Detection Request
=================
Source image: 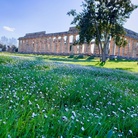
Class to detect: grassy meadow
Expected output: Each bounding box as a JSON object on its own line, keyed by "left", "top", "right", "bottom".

{"left": 0, "top": 53, "right": 138, "bottom": 138}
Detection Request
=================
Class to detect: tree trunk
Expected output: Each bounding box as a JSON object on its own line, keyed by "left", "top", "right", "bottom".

{"left": 101, "top": 46, "right": 107, "bottom": 63}
{"left": 98, "top": 45, "right": 101, "bottom": 56}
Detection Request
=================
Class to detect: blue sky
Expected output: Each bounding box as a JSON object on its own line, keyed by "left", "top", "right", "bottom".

{"left": 0, "top": 0, "right": 138, "bottom": 40}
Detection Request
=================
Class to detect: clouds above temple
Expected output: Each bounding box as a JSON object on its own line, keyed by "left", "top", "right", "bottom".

{"left": 3, "top": 26, "right": 15, "bottom": 32}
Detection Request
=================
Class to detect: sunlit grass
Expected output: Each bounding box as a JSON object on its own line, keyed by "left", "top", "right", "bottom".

{"left": 1, "top": 52, "right": 137, "bottom": 72}
{"left": 0, "top": 52, "right": 138, "bottom": 137}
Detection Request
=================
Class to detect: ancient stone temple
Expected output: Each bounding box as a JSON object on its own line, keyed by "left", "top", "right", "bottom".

{"left": 18, "top": 27, "right": 138, "bottom": 58}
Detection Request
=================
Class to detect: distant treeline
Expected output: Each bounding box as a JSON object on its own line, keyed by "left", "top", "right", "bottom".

{"left": 0, "top": 43, "right": 18, "bottom": 52}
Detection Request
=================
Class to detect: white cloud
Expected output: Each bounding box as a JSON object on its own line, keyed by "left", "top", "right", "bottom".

{"left": 3, "top": 26, "right": 15, "bottom": 32}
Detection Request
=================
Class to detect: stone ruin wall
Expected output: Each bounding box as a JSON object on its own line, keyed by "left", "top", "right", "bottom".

{"left": 18, "top": 27, "right": 138, "bottom": 58}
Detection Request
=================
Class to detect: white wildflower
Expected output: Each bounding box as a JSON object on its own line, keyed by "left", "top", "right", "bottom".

{"left": 71, "top": 116, "right": 75, "bottom": 120}
{"left": 32, "top": 112, "right": 37, "bottom": 118}
{"left": 65, "top": 108, "right": 68, "bottom": 112}
{"left": 129, "top": 130, "right": 133, "bottom": 134}
{"left": 62, "top": 116, "right": 68, "bottom": 122}
{"left": 7, "top": 134, "right": 11, "bottom": 138}
{"left": 44, "top": 114, "right": 48, "bottom": 118}
{"left": 42, "top": 135, "right": 45, "bottom": 138}
{"left": 81, "top": 126, "right": 85, "bottom": 131}
{"left": 114, "top": 127, "right": 117, "bottom": 130}
{"left": 72, "top": 111, "right": 76, "bottom": 117}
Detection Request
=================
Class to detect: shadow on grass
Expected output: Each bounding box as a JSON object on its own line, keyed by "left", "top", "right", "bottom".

{"left": 43, "top": 56, "right": 99, "bottom": 63}
{"left": 115, "top": 67, "right": 134, "bottom": 71}
{"left": 109, "top": 59, "right": 137, "bottom": 63}
{"left": 94, "top": 61, "right": 106, "bottom": 67}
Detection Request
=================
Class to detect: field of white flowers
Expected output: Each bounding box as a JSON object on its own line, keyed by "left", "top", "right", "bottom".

{"left": 0, "top": 54, "right": 138, "bottom": 138}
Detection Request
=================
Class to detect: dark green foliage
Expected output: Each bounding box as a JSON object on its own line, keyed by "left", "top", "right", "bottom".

{"left": 67, "top": 0, "right": 137, "bottom": 62}
{"left": 0, "top": 44, "right": 6, "bottom": 51}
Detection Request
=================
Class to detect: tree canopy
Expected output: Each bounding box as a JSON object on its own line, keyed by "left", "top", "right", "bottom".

{"left": 68, "top": 0, "right": 137, "bottom": 62}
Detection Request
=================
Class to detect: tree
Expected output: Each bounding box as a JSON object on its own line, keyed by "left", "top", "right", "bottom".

{"left": 67, "top": 0, "right": 137, "bottom": 62}
{"left": 0, "top": 44, "right": 6, "bottom": 51}
{"left": 7, "top": 45, "right": 18, "bottom": 52}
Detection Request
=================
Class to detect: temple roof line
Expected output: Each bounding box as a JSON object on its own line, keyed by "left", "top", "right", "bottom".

{"left": 125, "top": 28, "right": 138, "bottom": 40}
{"left": 19, "top": 27, "right": 138, "bottom": 40}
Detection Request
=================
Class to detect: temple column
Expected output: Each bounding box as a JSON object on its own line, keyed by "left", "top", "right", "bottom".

{"left": 66, "top": 35, "right": 70, "bottom": 54}
{"left": 72, "top": 35, "right": 77, "bottom": 54}
{"left": 55, "top": 36, "right": 59, "bottom": 53}
{"left": 77, "top": 45, "right": 79, "bottom": 54}
{"left": 45, "top": 38, "right": 48, "bottom": 53}
{"left": 50, "top": 37, "right": 53, "bottom": 53}
{"left": 85, "top": 43, "right": 89, "bottom": 54}
{"left": 94, "top": 44, "right": 99, "bottom": 55}
{"left": 43, "top": 39, "right": 46, "bottom": 53}
{"left": 88, "top": 44, "right": 91, "bottom": 55}
{"left": 52, "top": 37, "right": 55, "bottom": 53}
{"left": 131, "top": 40, "right": 135, "bottom": 57}
{"left": 127, "top": 39, "right": 130, "bottom": 57}
{"left": 110, "top": 40, "right": 116, "bottom": 55}
{"left": 79, "top": 45, "right": 82, "bottom": 54}
{"left": 130, "top": 39, "right": 133, "bottom": 57}
{"left": 105, "top": 41, "right": 110, "bottom": 56}
{"left": 30, "top": 39, "right": 34, "bottom": 52}
{"left": 34, "top": 39, "right": 37, "bottom": 52}
{"left": 18, "top": 40, "right": 22, "bottom": 52}
{"left": 36, "top": 39, "right": 39, "bottom": 53}
{"left": 25, "top": 40, "right": 28, "bottom": 52}
{"left": 60, "top": 35, "right": 64, "bottom": 53}
{"left": 57, "top": 36, "right": 60, "bottom": 53}
{"left": 91, "top": 43, "right": 95, "bottom": 54}
{"left": 40, "top": 39, "right": 43, "bottom": 53}
{"left": 118, "top": 47, "right": 120, "bottom": 56}
{"left": 48, "top": 37, "right": 51, "bottom": 53}
{"left": 27, "top": 39, "right": 30, "bottom": 52}
{"left": 135, "top": 41, "right": 138, "bottom": 58}
{"left": 41, "top": 39, "right": 44, "bottom": 53}
{"left": 82, "top": 44, "right": 85, "bottom": 54}
{"left": 113, "top": 42, "right": 116, "bottom": 55}
{"left": 37, "top": 39, "right": 40, "bottom": 53}
{"left": 122, "top": 46, "right": 125, "bottom": 57}
{"left": 32, "top": 40, "right": 35, "bottom": 52}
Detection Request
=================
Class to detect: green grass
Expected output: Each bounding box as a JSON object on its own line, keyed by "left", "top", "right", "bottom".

{"left": 1, "top": 52, "right": 138, "bottom": 72}
{"left": 0, "top": 52, "right": 138, "bottom": 137}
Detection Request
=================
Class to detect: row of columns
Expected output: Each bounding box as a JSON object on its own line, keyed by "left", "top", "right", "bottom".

{"left": 18, "top": 34, "right": 96, "bottom": 55}
{"left": 18, "top": 35, "right": 138, "bottom": 58}
{"left": 110, "top": 38, "right": 138, "bottom": 58}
